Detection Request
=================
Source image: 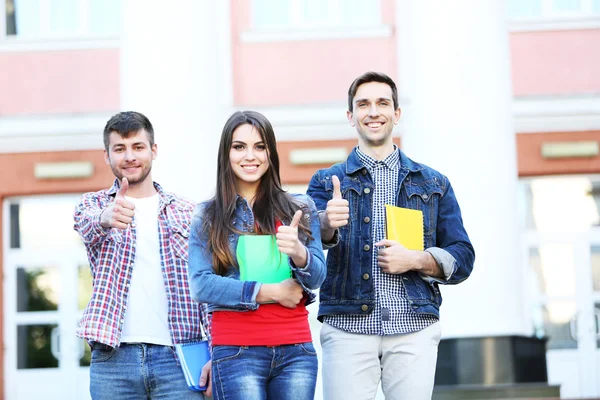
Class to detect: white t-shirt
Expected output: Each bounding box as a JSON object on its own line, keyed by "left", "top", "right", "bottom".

{"left": 120, "top": 194, "right": 172, "bottom": 346}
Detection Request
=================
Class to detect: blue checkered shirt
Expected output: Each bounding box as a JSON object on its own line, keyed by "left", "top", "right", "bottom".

{"left": 324, "top": 146, "right": 438, "bottom": 335}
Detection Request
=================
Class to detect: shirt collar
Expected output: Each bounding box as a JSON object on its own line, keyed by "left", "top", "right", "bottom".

{"left": 356, "top": 144, "right": 400, "bottom": 170}
{"left": 107, "top": 178, "right": 176, "bottom": 205}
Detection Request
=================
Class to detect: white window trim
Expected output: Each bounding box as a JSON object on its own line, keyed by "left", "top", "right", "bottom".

{"left": 509, "top": 0, "right": 600, "bottom": 31}
{"left": 0, "top": 0, "right": 120, "bottom": 49}
{"left": 241, "top": 25, "right": 392, "bottom": 43}
{"left": 246, "top": 0, "right": 389, "bottom": 42}
{"left": 0, "top": 36, "right": 119, "bottom": 52}
{"left": 509, "top": 16, "right": 600, "bottom": 32}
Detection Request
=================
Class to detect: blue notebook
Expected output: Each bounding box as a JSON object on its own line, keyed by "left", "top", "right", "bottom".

{"left": 174, "top": 340, "right": 211, "bottom": 391}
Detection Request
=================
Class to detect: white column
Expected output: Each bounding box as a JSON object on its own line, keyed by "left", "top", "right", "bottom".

{"left": 120, "top": 0, "right": 233, "bottom": 202}
{"left": 396, "top": 0, "right": 526, "bottom": 337}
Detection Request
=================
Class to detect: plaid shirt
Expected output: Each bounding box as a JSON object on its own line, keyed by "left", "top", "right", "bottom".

{"left": 74, "top": 179, "right": 211, "bottom": 348}
{"left": 325, "top": 146, "right": 437, "bottom": 335}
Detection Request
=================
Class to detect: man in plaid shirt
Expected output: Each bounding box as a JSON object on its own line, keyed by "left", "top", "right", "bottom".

{"left": 74, "top": 111, "right": 212, "bottom": 399}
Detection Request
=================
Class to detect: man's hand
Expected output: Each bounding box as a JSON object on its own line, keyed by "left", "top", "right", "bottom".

{"left": 200, "top": 359, "right": 212, "bottom": 397}
{"left": 376, "top": 239, "right": 444, "bottom": 278}
{"left": 100, "top": 177, "right": 135, "bottom": 230}
{"left": 321, "top": 175, "right": 349, "bottom": 241}
{"left": 276, "top": 210, "right": 307, "bottom": 267}
{"left": 375, "top": 239, "right": 418, "bottom": 274}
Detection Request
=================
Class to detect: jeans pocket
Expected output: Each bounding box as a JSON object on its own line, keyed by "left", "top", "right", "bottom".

{"left": 91, "top": 346, "right": 117, "bottom": 363}
{"left": 212, "top": 345, "right": 245, "bottom": 363}
{"left": 297, "top": 342, "right": 317, "bottom": 356}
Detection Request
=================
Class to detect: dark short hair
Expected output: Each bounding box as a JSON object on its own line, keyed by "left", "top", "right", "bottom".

{"left": 347, "top": 71, "right": 399, "bottom": 112}
{"left": 103, "top": 111, "right": 155, "bottom": 151}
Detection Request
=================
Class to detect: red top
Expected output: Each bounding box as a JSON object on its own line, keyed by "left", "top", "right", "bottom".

{"left": 212, "top": 218, "right": 312, "bottom": 346}
{"left": 212, "top": 303, "right": 311, "bottom": 346}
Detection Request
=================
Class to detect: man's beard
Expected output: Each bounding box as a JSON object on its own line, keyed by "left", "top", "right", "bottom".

{"left": 111, "top": 164, "right": 152, "bottom": 185}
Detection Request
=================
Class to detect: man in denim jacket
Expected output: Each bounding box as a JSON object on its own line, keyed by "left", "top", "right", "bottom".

{"left": 307, "top": 72, "right": 475, "bottom": 400}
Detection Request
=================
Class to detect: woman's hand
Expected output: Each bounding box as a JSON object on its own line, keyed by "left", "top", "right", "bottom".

{"left": 257, "top": 278, "right": 303, "bottom": 308}
{"left": 276, "top": 210, "right": 308, "bottom": 267}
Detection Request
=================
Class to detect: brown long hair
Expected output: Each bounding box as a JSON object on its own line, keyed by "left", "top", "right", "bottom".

{"left": 203, "top": 111, "right": 312, "bottom": 275}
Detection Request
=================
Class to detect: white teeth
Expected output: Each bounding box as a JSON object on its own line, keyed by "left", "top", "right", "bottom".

{"left": 242, "top": 166, "right": 258, "bottom": 171}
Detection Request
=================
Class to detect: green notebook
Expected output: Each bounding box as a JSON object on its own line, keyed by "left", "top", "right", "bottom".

{"left": 237, "top": 235, "right": 292, "bottom": 283}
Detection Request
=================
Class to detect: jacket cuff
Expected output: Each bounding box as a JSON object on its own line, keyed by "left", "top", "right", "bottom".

{"left": 244, "top": 281, "right": 260, "bottom": 310}
{"left": 318, "top": 211, "right": 341, "bottom": 250}
{"left": 289, "top": 247, "right": 313, "bottom": 292}
{"left": 422, "top": 247, "right": 456, "bottom": 283}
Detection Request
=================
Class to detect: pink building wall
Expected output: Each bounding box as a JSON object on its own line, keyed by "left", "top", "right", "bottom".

{"left": 0, "top": 48, "right": 119, "bottom": 116}
{"left": 1, "top": 5, "right": 599, "bottom": 117}
{"left": 510, "top": 29, "right": 600, "bottom": 96}
{"left": 230, "top": 0, "right": 398, "bottom": 107}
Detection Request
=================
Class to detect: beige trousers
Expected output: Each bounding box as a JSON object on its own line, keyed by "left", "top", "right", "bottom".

{"left": 320, "top": 321, "right": 441, "bottom": 400}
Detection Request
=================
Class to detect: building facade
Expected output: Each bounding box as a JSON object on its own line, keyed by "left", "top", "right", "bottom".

{"left": 1, "top": 0, "right": 599, "bottom": 398}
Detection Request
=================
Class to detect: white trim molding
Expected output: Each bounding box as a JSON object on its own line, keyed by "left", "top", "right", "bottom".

{"left": 0, "top": 112, "right": 114, "bottom": 153}
{"left": 241, "top": 25, "right": 392, "bottom": 43}
{"left": 513, "top": 95, "right": 600, "bottom": 133}
{"left": 3, "top": 95, "right": 599, "bottom": 154}
{"left": 509, "top": 17, "right": 600, "bottom": 32}
{"left": 0, "top": 38, "right": 119, "bottom": 52}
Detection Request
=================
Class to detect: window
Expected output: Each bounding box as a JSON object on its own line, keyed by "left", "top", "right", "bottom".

{"left": 508, "top": 0, "right": 600, "bottom": 23}
{"left": 251, "top": 0, "right": 381, "bottom": 31}
{"left": 4, "top": 0, "right": 121, "bottom": 39}
{"left": 519, "top": 175, "right": 600, "bottom": 232}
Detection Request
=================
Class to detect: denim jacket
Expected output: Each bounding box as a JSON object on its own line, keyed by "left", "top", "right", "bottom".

{"left": 307, "top": 148, "right": 475, "bottom": 320}
{"left": 188, "top": 193, "right": 326, "bottom": 313}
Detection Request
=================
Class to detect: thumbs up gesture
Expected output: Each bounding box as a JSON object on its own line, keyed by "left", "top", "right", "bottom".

{"left": 100, "top": 177, "right": 136, "bottom": 230}
{"left": 323, "top": 175, "right": 350, "bottom": 231}
{"left": 276, "top": 210, "right": 308, "bottom": 268}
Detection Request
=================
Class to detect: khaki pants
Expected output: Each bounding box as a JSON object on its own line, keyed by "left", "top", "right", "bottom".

{"left": 320, "top": 321, "right": 441, "bottom": 400}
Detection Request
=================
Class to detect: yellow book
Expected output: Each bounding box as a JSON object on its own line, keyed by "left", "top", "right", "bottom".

{"left": 384, "top": 204, "right": 424, "bottom": 251}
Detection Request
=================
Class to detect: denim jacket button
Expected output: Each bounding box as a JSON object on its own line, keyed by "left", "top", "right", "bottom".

{"left": 362, "top": 273, "right": 370, "bottom": 280}
{"left": 363, "top": 244, "right": 370, "bottom": 251}
{"left": 364, "top": 188, "right": 371, "bottom": 194}
{"left": 362, "top": 169, "right": 367, "bottom": 175}
{"left": 361, "top": 305, "right": 368, "bottom": 312}
{"left": 363, "top": 216, "right": 370, "bottom": 223}
{"left": 422, "top": 194, "right": 429, "bottom": 200}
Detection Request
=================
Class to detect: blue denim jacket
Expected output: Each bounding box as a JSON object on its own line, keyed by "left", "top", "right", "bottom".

{"left": 307, "top": 148, "right": 475, "bottom": 320}
{"left": 188, "top": 193, "right": 326, "bottom": 313}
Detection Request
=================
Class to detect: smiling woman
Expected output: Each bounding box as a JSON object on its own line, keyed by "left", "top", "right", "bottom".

{"left": 188, "top": 110, "right": 326, "bottom": 400}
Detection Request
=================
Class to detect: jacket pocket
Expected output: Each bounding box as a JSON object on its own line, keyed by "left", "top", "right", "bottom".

{"left": 404, "top": 180, "right": 444, "bottom": 237}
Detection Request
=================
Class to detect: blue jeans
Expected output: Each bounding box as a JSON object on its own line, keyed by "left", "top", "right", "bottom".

{"left": 211, "top": 343, "right": 318, "bottom": 400}
{"left": 90, "top": 342, "right": 207, "bottom": 400}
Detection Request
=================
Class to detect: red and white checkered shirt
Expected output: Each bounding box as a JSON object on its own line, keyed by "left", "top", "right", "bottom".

{"left": 74, "top": 179, "right": 211, "bottom": 348}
